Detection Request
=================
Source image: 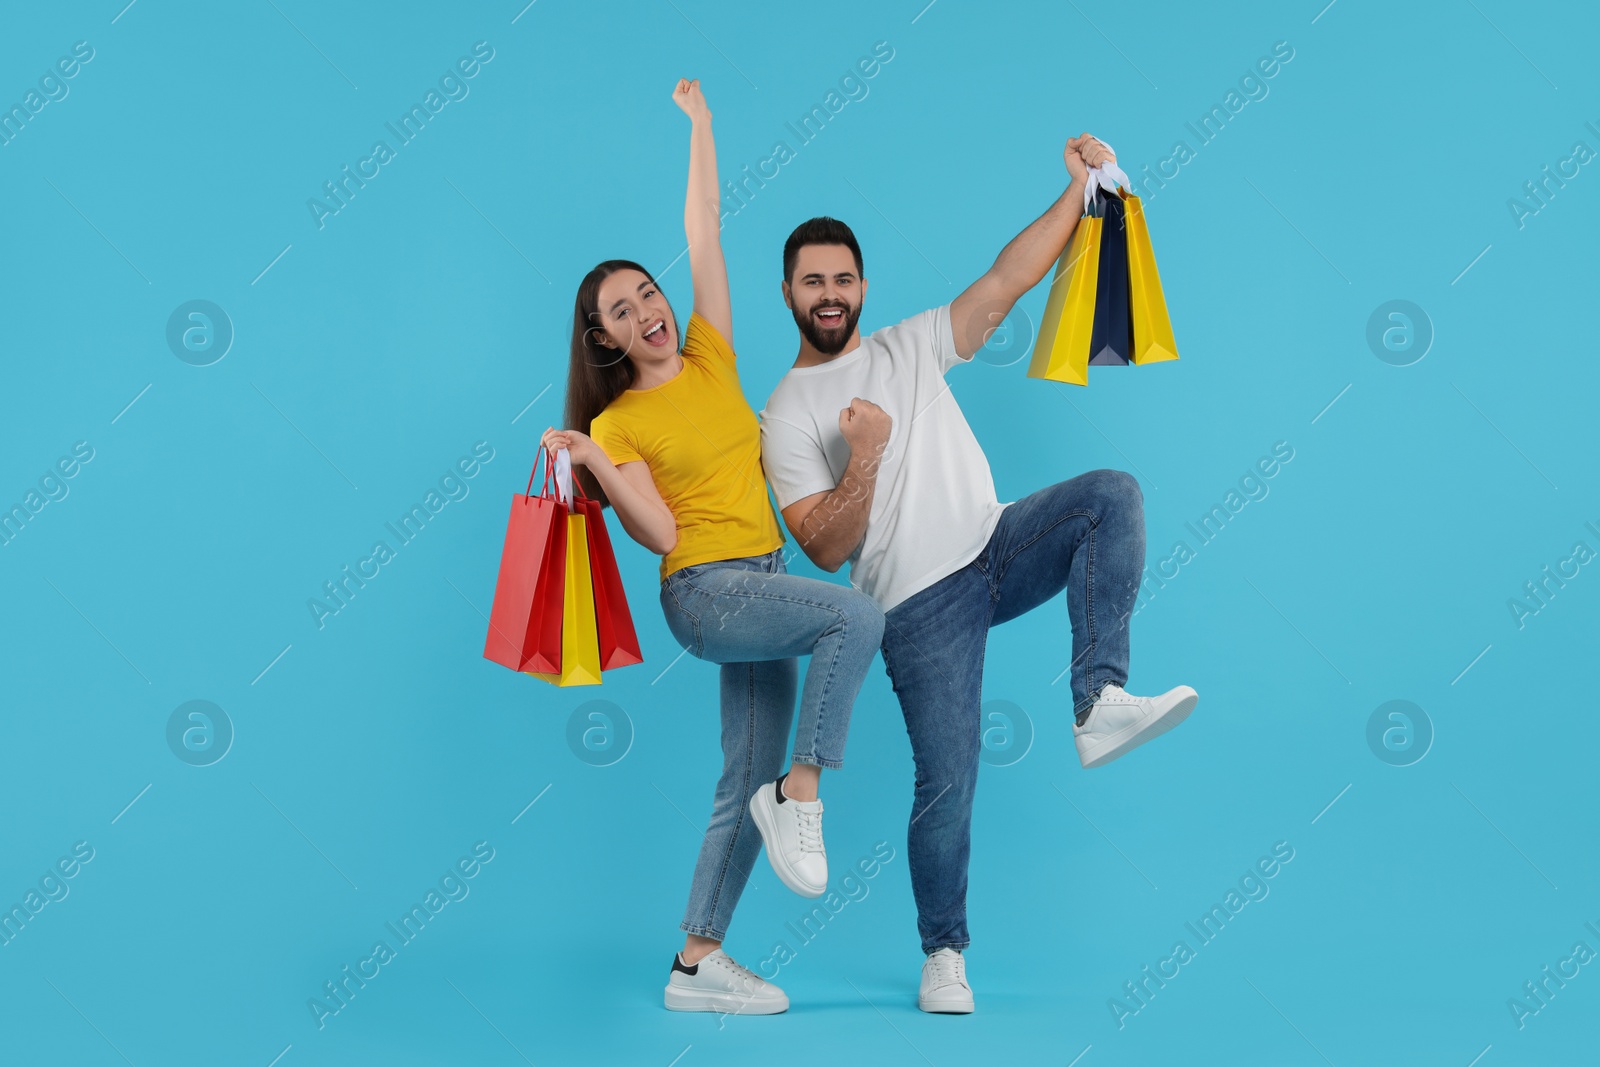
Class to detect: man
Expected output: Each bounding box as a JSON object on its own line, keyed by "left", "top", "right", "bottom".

{"left": 758, "top": 133, "right": 1197, "bottom": 1014}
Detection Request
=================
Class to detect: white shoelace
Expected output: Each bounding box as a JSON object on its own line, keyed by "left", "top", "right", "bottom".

{"left": 796, "top": 806, "right": 824, "bottom": 854}
{"left": 928, "top": 951, "right": 967, "bottom": 990}
{"left": 709, "top": 952, "right": 760, "bottom": 989}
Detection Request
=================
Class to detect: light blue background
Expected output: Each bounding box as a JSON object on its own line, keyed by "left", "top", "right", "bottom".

{"left": 2, "top": 1, "right": 1597, "bottom": 1064}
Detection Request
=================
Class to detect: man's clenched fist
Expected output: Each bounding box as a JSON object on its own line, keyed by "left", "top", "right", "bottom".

{"left": 839, "top": 397, "right": 891, "bottom": 457}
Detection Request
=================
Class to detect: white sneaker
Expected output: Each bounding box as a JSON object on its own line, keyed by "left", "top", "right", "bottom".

{"left": 663, "top": 949, "right": 789, "bottom": 1015}
{"left": 749, "top": 777, "right": 827, "bottom": 897}
{"left": 918, "top": 947, "right": 974, "bottom": 1013}
{"left": 1074, "top": 682, "right": 1197, "bottom": 769}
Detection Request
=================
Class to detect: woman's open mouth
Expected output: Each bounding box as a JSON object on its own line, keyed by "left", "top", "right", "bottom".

{"left": 643, "top": 320, "right": 670, "bottom": 347}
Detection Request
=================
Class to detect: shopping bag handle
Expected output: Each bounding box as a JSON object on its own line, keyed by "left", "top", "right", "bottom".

{"left": 568, "top": 457, "right": 593, "bottom": 503}
{"left": 523, "top": 445, "right": 559, "bottom": 502}
{"left": 553, "top": 447, "right": 575, "bottom": 506}
{"left": 1082, "top": 139, "right": 1130, "bottom": 215}
{"left": 522, "top": 444, "right": 595, "bottom": 507}
{"left": 559, "top": 453, "right": 597, "bottom": 504}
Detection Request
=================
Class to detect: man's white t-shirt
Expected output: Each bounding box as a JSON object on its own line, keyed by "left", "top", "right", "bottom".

{"left": 760, "top": 304, "right": 1008, "bottom": 613}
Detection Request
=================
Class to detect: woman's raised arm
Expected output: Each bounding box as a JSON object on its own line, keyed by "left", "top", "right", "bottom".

{"left": 671, "top": 78, "right": 732, "bottom": 346}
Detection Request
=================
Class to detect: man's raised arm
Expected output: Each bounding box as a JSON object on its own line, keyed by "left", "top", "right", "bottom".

{"left": 948, "top": 133, "right": 1117, "bottom": 359}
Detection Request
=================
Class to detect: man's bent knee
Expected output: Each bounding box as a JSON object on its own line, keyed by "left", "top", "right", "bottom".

{"left": 1086, "top": 467, "right": 1140, "bottom": 504}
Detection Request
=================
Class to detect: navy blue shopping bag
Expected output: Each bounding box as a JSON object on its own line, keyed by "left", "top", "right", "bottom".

{"left": 1088, "top": 191, "right": 1132, "bottom": 366}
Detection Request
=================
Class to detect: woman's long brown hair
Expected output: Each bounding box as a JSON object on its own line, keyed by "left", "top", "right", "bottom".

{"left": 563, "top": 259, "right": 674, "bottom": 506}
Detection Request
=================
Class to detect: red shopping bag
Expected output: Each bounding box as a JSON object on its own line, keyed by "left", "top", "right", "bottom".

{"left": 483, "top": 448, "right": 567, "bottom": 674}
{"left": 571, "top": 484, "right": 643, "bottom": 671}
{"left": 526, "top": 509, "right": 603, "bottom": 687}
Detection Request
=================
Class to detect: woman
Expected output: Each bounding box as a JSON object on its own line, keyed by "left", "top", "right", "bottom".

{"left": 541, "top": 79, "right": 884, "bottom": 1016}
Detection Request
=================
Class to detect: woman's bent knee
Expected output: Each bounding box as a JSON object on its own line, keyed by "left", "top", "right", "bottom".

{"left": 845, "top": 590, "right": 886, "bottom": 645}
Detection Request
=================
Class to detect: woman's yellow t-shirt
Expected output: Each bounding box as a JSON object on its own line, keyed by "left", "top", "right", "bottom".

{"left": 590, "top": 313, "right": 786, "bottom": 582}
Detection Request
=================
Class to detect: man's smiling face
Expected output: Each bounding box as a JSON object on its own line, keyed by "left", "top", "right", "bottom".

{"left": 784, "top": 243, "right": 866, "bottom": 356}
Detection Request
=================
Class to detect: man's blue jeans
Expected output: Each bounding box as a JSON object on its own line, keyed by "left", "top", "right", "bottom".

{"left": 879, "top": 469, "right": 1144, "bottom": 953}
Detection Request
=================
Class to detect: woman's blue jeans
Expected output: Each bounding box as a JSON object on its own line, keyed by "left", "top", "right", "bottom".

{"left": 661, "top": 548, "right": 885, "bottom": 941}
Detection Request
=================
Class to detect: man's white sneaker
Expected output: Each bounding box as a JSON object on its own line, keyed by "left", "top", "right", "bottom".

{"left": 918, "top": 947, "right": 974, "bottom": 1013}
{"left": 1074, "top": 682, "right": 1197, "bottom": 769}
{"left": 749, "top": 776, "right": 827, "bottom": 897}
{"left": 663, "top": 949, "right": 789, "bottom": 1015}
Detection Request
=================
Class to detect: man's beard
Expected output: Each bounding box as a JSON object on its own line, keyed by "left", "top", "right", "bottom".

{"left": 792, "top": 299, "right": 862, "bottom": 356}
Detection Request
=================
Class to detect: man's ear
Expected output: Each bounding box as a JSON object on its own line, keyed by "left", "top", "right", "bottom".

{"left": 860, "top": 277, "right": 868, "bottom": 302}
{"left": 781, "top": 279, "right": 792, "bottom": 310}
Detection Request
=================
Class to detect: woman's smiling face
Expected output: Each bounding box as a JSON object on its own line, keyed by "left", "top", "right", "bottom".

{"left": 593, "top": 269, "right": 677, "bottom": 363}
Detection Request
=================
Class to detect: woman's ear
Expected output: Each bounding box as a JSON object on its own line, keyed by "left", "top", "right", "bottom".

{"left": 588, "top": 320, "right": 616, "bottom": 350}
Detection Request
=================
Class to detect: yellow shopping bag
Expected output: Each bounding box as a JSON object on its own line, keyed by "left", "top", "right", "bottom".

{"left": 1122, "top": 192, "right": 1179, "bottom": 365}
{"left": 1026, "top": 215, "right": 1101, "bottom": 386}
{"left": 527, "top": 511, "right": 603, "bottom": 687}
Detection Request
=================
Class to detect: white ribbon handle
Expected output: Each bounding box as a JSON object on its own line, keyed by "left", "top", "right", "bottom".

{"left": 553, "top": 447, "right": 574, "bottom": 507}
{"left": 1082, "top": 139, "right": 1129, "bottom": 214}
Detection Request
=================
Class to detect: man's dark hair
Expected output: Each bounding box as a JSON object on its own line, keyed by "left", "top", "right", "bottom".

{"left": 782, "top": 217, "right": 864, "bottom": 283}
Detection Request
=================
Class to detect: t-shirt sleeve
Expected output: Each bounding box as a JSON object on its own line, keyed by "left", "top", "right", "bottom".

{"left": 589, "top": 411, "right": 643, "bottom": 466}
{"left": 876, "top": 305, "right": 965, "bottom": 375}
{"left": 759, "top": 413, "right": 837, "bottom": 511}
{"left": 930, "top": 303, "right": 967, "bottom": 374}
{"left": 682, "top": 311, "right": 737, "bottom": 367}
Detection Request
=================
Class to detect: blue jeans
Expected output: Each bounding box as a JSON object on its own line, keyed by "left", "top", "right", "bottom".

{"left": 879, "top": 470, "right": 1144, "bottom": 953}
{"left": 661, "top": 548, "right": 885, "bottom": 941}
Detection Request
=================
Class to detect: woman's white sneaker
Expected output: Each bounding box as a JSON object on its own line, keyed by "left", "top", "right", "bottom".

{"left": 749, "top": 776, "right": 827, "bottom": 897}
{"left": 663, "top": 949, "right": 788, "bottom": 1015}
{"left": 1074, "top": 683, "right": 1197, "bottom": 769}
{"left": 918, "top": 947, "right": 974, "bottom": 1013}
